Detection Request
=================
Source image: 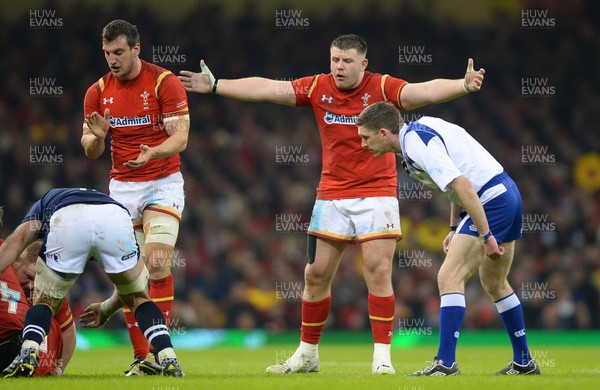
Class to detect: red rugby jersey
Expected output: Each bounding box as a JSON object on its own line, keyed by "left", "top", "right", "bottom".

{"left": 84, "top": 60, "right": 189, "bottom": 182}
{"left": 292, "top": 72, "right": 406, "bottom": 200}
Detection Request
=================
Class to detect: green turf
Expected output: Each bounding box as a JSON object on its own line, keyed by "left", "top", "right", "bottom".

{"left": 3, "top": 344, "right": 598, "bottom": 389}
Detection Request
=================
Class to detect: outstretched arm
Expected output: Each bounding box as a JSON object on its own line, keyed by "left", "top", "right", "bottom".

{"left": 78, "top": 288, "right": 122, "bottom": 328}
{"left": 179, "top": 60, "right": 297, "bottom": 106}
{"left": 400, "top": 58, "right": 485, "bottom": 110}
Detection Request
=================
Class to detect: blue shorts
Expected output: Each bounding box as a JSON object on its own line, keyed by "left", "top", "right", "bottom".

{"left": 456, "top": 172, "right": 523, "bottom": 244}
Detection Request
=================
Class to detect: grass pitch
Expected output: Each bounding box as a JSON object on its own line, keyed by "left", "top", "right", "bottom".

{"left": 3, "top": 344, "right": 598, "bottom": 390}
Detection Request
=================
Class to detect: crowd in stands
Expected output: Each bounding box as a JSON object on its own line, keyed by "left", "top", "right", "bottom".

{"left": 0, "top": 0, "right": 598, "bottom": 333}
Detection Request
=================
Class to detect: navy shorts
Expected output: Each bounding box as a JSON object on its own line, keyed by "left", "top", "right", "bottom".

{"left": 456, "top": 172, "right": 523, "bottom": 244}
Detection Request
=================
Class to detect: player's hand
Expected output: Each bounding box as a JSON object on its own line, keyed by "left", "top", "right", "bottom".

{"left": 443, "top": 231, "right": 455, "bottom": 254}
{"left": 463, "top": 58, "right": 485, "bottom": 93}
{"left": 79, "top": 302, "right": 109, "bottom": 328}
{"left": 179, "top": 60, "right": 215, "bottom": 94}
{"left": 85, "top": 108, "right": 111, "bottom": 139}
{"left": 124, "top": 144, "right": 153, "bottom": 169}
{"left": 484, "top": 234, "right": 504, "bottom": 260}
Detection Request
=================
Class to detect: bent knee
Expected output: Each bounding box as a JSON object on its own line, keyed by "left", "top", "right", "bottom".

{"left": 480, "top": 276, "right": 509, "bottom": 296}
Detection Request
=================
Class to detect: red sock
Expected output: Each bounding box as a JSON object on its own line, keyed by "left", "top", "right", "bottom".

{"left": 368, "top": 293, "right": 395, "bottom": 344}
{"left": 124, "top": 308, "right": 149, "bottom": 359}
{"left": 150, "top": 274, "right": 174, "bottom": 326}
{"left": 300, "top": 296, "right": 331, "bottom": 345}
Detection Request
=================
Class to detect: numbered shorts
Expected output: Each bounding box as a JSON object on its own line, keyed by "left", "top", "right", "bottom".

{"left": 43, "top": 203, "right": 139, "bottom": 274}
{"left": 109, "top": 172, "right": 185, "bottom": 229}
{"left": 307, "top": 197, "right": 402, "bottom": 243}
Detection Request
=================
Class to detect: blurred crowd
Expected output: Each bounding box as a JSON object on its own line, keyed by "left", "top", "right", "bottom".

{"left": 0, "top": 0, "right": 598, "bottom": 334}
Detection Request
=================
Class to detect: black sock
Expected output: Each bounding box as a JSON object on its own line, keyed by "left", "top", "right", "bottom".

{"left": 22, "top": 304, "right": 53, "bottom": 346}
{"left": 135, "top": 301, "right": 173, "bottom": 356}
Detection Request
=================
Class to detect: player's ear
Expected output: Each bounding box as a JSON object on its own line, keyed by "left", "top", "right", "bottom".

{"left": 132, "top": 43, "right": 141, "bottom": 57}
{"left": 361, "top": 58, "right": 368, "bottom": 71}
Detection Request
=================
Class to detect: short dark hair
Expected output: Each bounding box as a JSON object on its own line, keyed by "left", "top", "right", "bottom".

{"left": 331, "top": 34, "right": 367, "bottom": 55}
{"left": 102, "top": 19, "right": 140, "bottom": 48}
{"left": 356, "top": 102, "right": 404, "bottom": 134}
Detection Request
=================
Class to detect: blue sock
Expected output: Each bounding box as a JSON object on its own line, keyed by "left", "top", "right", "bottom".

{"left": 22, "top": 304, "right": 53, "bottom": 346}
{"left": 135, "top": 301, "right": 173, "bottom": 355}
{"left": 436, "top": 293, "right": 466, "bottom": 366}
{"left": 496, "top": 293, "right": 531, "bottom": 365}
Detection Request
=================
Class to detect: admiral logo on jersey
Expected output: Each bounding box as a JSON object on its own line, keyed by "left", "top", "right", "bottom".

{"left": 324, "top": 112, "right": 358, "bottom": 125}
{"left": 110, "top": 114, "right": 152, "bottom": 127}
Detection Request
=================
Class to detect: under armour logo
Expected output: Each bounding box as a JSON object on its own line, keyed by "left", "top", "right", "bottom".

{"left": 172, "top": 203, "right": 179, "bottom": 210}
{"left": 386, "top": 224, "right": 395, "bottom": 229}
{"left": 321, "top": 95, "right": 333, "bottom": 103}
{"left": 103, "top": 97, "right": 113, "bottom": 104}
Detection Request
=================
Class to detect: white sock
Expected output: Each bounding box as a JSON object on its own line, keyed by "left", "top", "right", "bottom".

{"left": 373, "top": 343, "right": 391, "bottom": 362}
{"left": 158, "top": 347, "right": 177, "bottom": 363}
{"left": 22, "top": 340, "right": 40, "bottom": 352}
{"left": 298, "top": 341, "right": 318, "bottom": 354}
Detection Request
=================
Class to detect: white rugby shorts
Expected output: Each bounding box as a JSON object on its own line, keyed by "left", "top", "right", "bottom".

{"left": 307, "top": 197, "right": 402, "bottom": 243}
{"left": 43, "top": 203, "right": 139, "bottom": 274}
{"left": 109, "top": 172, "right": 185, "bottom": 229}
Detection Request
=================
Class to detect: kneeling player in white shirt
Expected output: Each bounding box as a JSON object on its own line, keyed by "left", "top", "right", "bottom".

{"left": 356, "top": 102, "right": 540, "bottom": 376}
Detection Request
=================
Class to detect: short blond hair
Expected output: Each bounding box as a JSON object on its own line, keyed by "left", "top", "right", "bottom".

{"left": 20, "top": 240, "right": 43, "bottom": 264}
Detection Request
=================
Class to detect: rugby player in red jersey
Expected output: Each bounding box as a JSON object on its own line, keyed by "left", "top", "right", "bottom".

{"left": 81, "top": 20, "right": 190, "bottom": 375}
{"left": 180, "top": 34, "right": 484, "bottom": 375}
{"left": 0, "top": 237, "right": 75, "bottom": 377}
